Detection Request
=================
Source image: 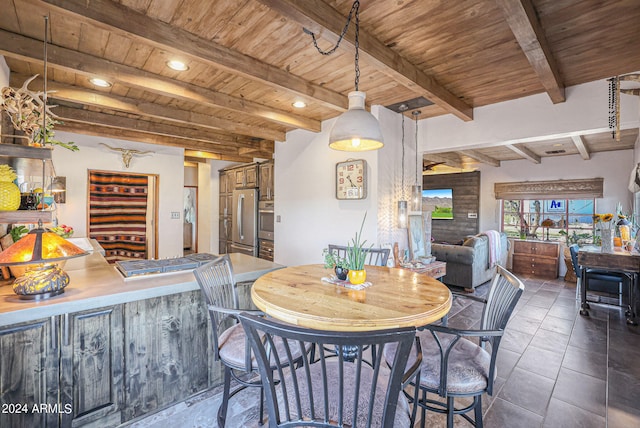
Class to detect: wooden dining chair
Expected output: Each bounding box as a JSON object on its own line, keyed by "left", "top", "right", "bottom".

{"left": 387, "top": 265, "right": 524, "bottom": 428}
{"left": 239, "top": 312, "right": 422, "bottom": 428}
{"left": 327, "top": 244, "right": 390, "bottom": 267}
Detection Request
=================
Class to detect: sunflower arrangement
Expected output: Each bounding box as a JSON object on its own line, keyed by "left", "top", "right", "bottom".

{"left": 593, "top": 213, "right": 615, "bottom": 230}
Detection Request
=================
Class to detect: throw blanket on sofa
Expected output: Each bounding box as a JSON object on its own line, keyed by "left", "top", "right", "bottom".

{"left": 481, "top": 230, "right": 502, "bottom": 268}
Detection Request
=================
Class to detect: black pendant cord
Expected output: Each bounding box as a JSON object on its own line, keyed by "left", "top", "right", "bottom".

{"left": 414, "top": 112, "right": 419, "bottom": 185}
{"left": 401, "top": 114, "right": 405, "bottom": 199}
{"left": 306, "top": 0, "right": 360, "bottom": 91}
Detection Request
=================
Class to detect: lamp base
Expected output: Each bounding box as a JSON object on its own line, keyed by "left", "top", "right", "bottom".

{"left": 12, "top": 264, "right": 70, "bottom": 300}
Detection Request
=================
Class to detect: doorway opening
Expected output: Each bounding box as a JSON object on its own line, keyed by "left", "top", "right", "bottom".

{"left": 87, "top": 170, "right": 158, "bottom": 263}
{"left": 183, "top": 186, "right": 197, "bottom": 255}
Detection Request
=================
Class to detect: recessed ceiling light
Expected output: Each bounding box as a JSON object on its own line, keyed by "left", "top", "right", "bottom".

{"left": 292, "top": 101, "right": 307, "bottom": 108}
{"left": 166, "top": 60, "right": 189, "bottom": 71}
{"left": 89, "top": 77, "right": 112, "bottom": 87}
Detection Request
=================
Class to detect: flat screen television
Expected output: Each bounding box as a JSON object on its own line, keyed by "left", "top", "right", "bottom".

{"left": 422, "top": 188, "right": 453, "bottom": 219}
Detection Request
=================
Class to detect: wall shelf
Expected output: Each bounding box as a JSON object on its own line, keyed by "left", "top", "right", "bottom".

{"left": 0, "top": 144, "right": 55, "bottom": 224}
{"left": 0, "top": 210, "right": 53, "bottom": 224}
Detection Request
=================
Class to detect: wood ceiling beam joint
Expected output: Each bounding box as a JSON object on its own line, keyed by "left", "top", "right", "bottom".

{"left": 506, "top": 143, "right": 541, "bottom": 164}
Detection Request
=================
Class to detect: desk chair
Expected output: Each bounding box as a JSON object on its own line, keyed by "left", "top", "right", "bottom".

{"left": 388, "top": 265, "right": 524, "bottom": 428}
{"left": 327, "top": 244, "right": 390, "bottom": 267}
{"left": 569, "top": 244, "right": 627, "bottom": 308}
{"left": 239, "top": 312, "right": 421, "bottom": 428}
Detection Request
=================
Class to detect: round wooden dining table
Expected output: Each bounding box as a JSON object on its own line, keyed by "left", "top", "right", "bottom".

{"left": 251, "top": 264, "right": 452, "bottom": 331}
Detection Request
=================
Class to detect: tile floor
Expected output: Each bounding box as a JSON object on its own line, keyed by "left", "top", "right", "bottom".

{"left": 124, "top": 275, "right": 640, "bottom": 428}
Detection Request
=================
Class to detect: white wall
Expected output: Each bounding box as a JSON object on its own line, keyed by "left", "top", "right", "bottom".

{"left": 274, "top": 106, "right": 414, "bottom": 267}
{"left": 0, "top": 56, "right": 8, "bottom": 87}
{"left": 476, "top": 150, "right": 635, "bottom": 232}
{"left": 52, "top": 131, "right": 185, "bottom": 259}
{"left": 422, "top": 76, "right": 640, "bottom": 153}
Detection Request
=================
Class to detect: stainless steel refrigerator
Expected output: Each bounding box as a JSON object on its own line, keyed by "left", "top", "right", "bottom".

{"left": 231, "top": 188, "right": 258, "bottom": 256}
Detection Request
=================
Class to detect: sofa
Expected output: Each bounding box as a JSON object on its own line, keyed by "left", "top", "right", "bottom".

{"left": 431, "top": 232, "right": 508, "bottom": 290}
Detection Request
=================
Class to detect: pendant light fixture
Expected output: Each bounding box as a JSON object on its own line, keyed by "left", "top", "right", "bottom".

{"left": 397, "top": 112, "right": 408, "bottom": 228}
{"left": 410, "top": 110, "right": 422, "bottom": 212}
{"left": 306, "top": 0, "right": 383, "bottom": 151}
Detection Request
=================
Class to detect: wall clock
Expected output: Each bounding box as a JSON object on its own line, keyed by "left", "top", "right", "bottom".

{"left": 336, "top": 159, "right": 367, "bottom": 200}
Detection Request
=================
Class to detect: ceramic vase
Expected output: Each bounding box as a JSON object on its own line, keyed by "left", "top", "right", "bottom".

{"left": 348, "top": 269, "right": 366, "bottom": 285}
{"left": 334, "top": 266, "right": 349, "bottom": 281}
{"left": 601, "top": 229, "right": 614, "bottom": 253}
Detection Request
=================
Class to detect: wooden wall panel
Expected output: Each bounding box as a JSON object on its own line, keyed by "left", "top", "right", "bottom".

{"left": 423, "top": 171, "right": 480, "bottom": 243}
{"left": 123, "top": 291, "right": 210, "bottom": 420}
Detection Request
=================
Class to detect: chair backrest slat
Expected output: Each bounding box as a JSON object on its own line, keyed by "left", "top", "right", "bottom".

{"left": 239, "top": 313, "right": 416, "bottom": 427}
{"left": 481, "top": 265, "right": 525, "bottom": 344}
{"left": 327, "top": 244, "right": 391, "bottom": 267}
{"left": 193, "top": 254, "right": 240, "bottom": 358}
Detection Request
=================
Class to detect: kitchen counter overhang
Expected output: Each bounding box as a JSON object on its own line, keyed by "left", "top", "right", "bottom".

{"left": 0, "top": 245, "right": 284, "bottom": 327}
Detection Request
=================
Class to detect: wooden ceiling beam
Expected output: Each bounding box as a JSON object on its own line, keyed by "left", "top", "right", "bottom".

{"left": 39, "top": 0, "right": 347, "bottom": 112}
{"left": 11, "top": 74, "right": 286, "bottom": 141}
{"left": 256, "top": 0, "right": 473, "bottom": 122}
{"left": 52, "top": 106, "right": 271, "bottom": 150}
{"left": 506, "top": 143, "right": 541, "bottom": 163}
{"left": 0, "top": 29, "right": 321, "bottom": 132}
{"left": 423, "top": 153, "right": 464, "bottom": 170}
{"left": 571, "top": 135, "right": 591, "bottom": 160}
{"left": 56, "top": 121, "right": 265, "bottom": 161}
{"left": 495, "top": 0, "right": 565, "bottom": 103}
{"left": 459, "top": 150, "right": 501, "bottom": 167}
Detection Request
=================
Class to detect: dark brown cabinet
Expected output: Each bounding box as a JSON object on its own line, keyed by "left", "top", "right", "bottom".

{"left": 233, "top": 165, "right": 257, "bottom": 189}
{"left": 512, "top": 240, "right": 560, "bottom": 279}
{"left": 258, "top": 161, "right": 274, "bottom": 201}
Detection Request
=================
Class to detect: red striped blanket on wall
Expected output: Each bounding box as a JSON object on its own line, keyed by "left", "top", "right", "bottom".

{"left": 89, "top": 171, "right": 148, "bottom": 263}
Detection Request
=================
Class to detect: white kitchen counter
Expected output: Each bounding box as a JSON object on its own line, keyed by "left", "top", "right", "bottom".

{"left": 0, "top": 247, "right": 283, "bottom": 327}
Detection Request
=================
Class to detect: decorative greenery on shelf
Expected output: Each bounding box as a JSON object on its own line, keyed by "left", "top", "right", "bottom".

{"left": 345, "top": 212, "right": 373, "bottom": 271}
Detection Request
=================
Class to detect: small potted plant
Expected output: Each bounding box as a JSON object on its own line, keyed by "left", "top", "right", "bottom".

{"left": 345, "top": 213, "right": 373, "bottom": 285}
{"left": 322, "top": 248, "right": 349, "bottom": 280}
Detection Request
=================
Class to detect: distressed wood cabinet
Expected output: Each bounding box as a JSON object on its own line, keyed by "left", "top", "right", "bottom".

{"left": 123, "top": 290, "right": 211, "bottom": 420}
{"left": 0, "top": 317, "right": 59, "bottom": 428}
{"left": 0, "top": 305, "right": 124, "bottom": 428}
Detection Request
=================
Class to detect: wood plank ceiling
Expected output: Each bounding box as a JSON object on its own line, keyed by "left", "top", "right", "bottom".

{"left": 0, "top": 0, "right": 638, "bottom": 164}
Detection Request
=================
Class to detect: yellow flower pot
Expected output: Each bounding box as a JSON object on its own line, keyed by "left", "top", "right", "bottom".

{"left": 348, "top": 269, "right": 366, "bottom": 285}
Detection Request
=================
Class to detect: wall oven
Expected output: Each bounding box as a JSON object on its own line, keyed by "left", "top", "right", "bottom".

{"left": 259, "top": 239, "right": 274, "bottom": 261}
{"left": 258, "top": 201, "right": 274, "bottom": 240}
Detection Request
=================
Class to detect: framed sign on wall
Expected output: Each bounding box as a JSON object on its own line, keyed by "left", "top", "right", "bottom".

{"left": 336, "top": 159, "right": 367, "bottom": 200}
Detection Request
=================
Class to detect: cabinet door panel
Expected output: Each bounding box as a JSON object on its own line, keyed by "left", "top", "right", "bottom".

{"left": 244, "top": 166, "right": 257, "bottom": 188}
{"left": 0, "top": 317, "right": 59, "bottom": 428}
{"left": 234, "top": 169, "right": 244, "bottom": 188}
{"left": 123, "top": 291, "right": 210, "bottom": 420}
{"left": 60, "top": 305, "right": 124, "bottom": 427}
